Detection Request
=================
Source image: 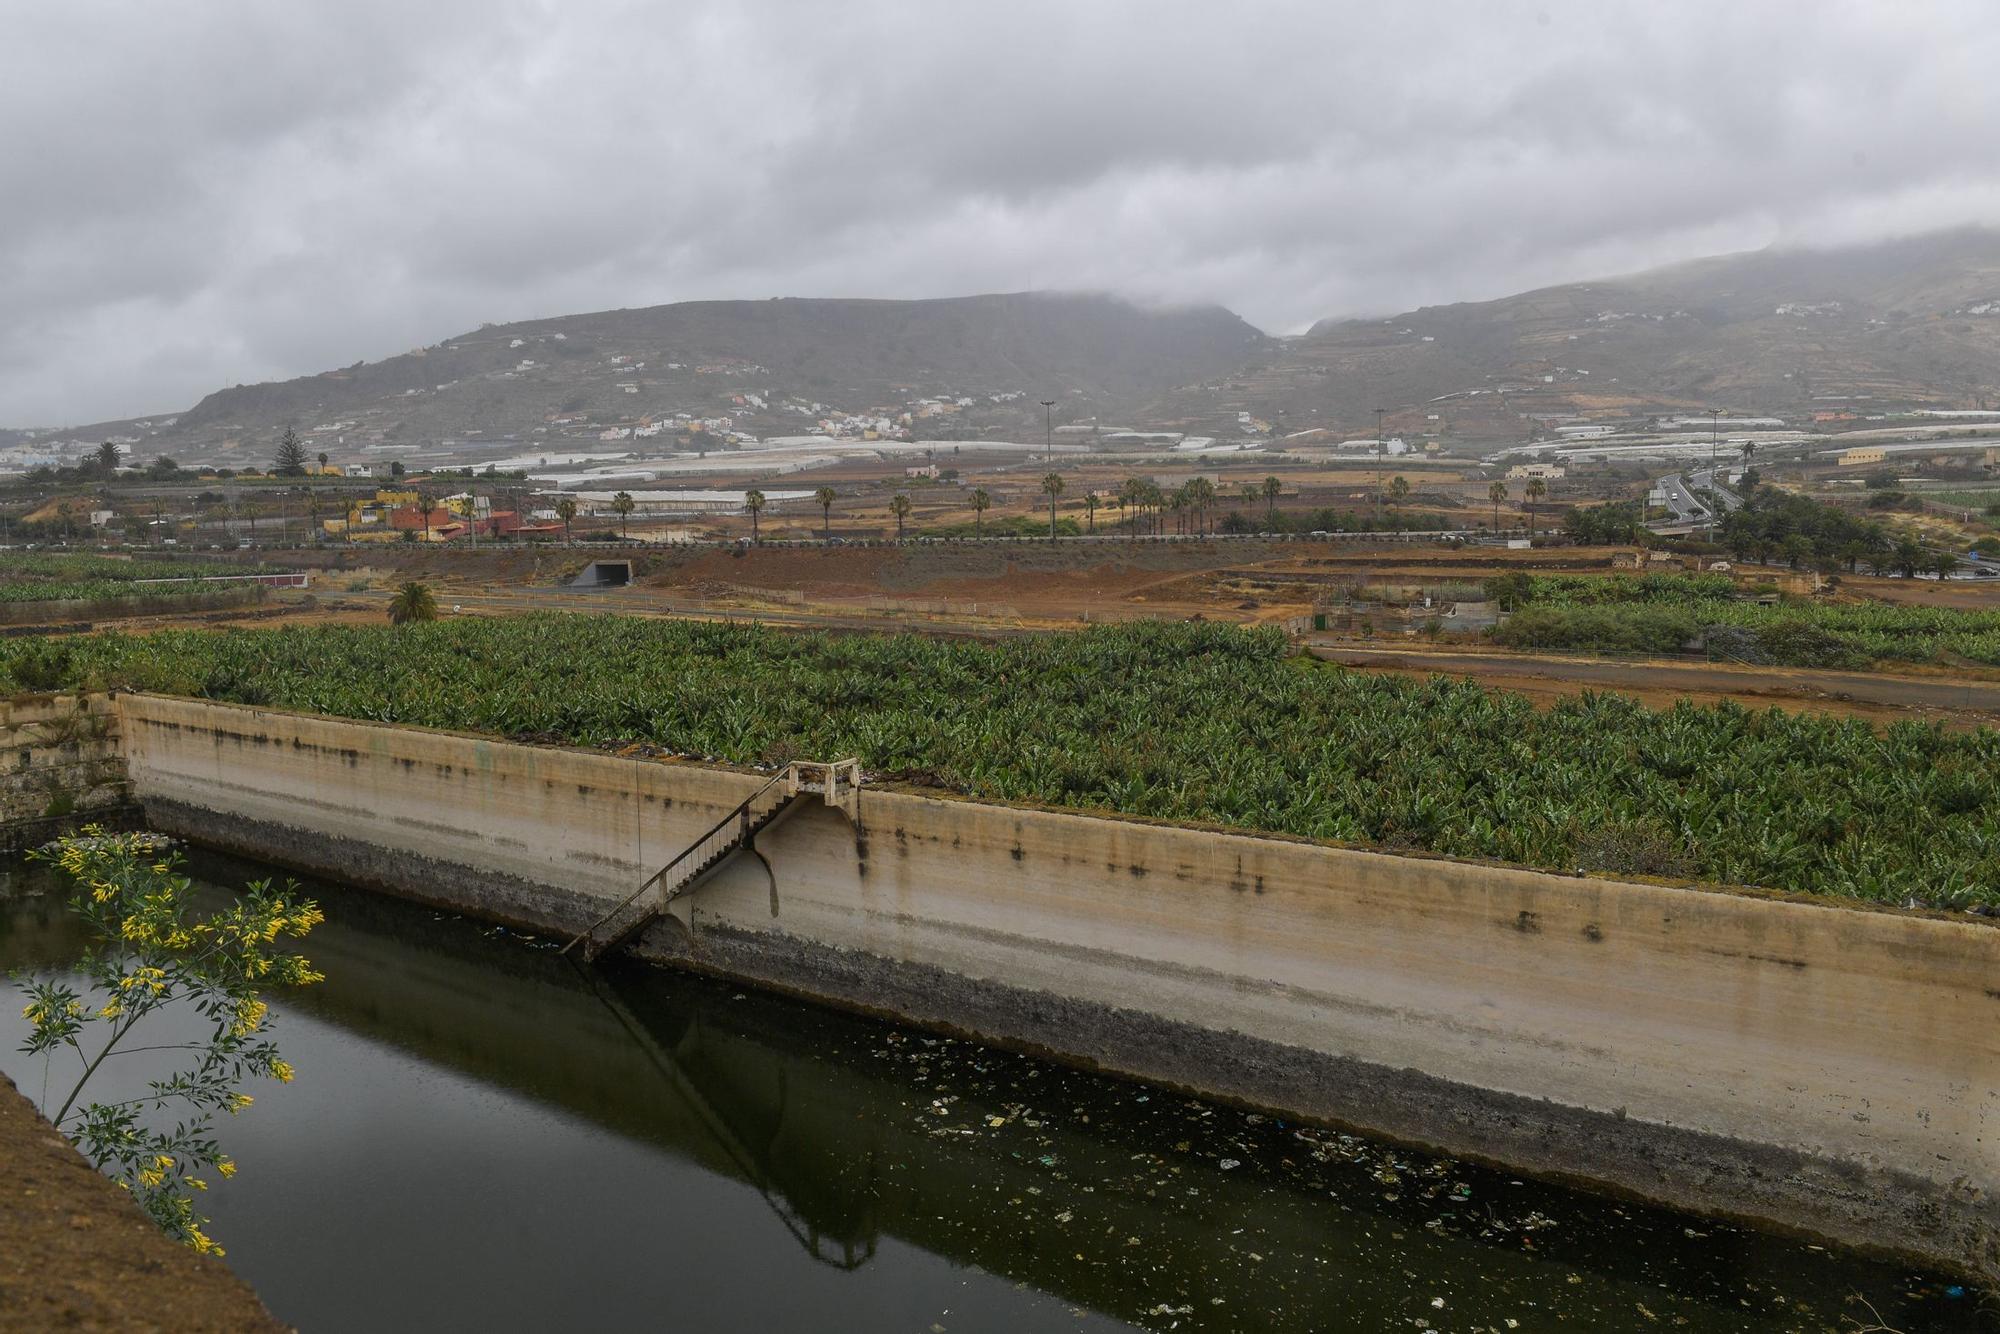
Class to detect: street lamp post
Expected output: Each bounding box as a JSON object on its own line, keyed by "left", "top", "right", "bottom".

{"left": 1040, "top": 399, "right": 1056, "bottom": 458}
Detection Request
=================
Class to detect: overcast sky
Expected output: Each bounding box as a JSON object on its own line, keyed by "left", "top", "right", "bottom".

{"left": 7, "top": 0, "right": 2000, "bottom": 424}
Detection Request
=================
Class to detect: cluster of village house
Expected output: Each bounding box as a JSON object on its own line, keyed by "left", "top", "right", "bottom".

{"left": 323, "top": 488, "right": 562, "bottom": 543}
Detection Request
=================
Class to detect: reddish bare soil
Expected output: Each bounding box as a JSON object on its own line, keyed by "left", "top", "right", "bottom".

{"left": 0, "top": 1074, "right": 285, "bottom": 1333}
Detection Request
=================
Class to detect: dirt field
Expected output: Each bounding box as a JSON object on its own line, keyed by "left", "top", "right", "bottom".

{"left": 0, "top": 1074, "right": 285, "bottom": 1332}
{"left": 39, "top": 539, "right": 2000, "bottom": 730}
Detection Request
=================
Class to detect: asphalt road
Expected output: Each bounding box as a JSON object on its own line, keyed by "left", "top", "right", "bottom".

{"left": 1651, "top": 472, "right": 1711, "bottom": 525}
{"left": 1687, "top": 466, "right": 1743, "bottom": 513}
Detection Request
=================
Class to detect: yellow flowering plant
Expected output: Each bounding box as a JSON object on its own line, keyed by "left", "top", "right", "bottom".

{"left": 17, "top": 829, "right": 324, "bottom": 1256}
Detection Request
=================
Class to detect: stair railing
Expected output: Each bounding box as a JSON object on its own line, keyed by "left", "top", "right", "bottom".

{"left": 560, "top": 767, "right": 791, "bottom": 957}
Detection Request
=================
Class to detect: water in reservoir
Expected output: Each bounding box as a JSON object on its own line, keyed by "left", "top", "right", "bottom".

{"left": 0, "top": 850, "right": 1986, "bottom": 1333}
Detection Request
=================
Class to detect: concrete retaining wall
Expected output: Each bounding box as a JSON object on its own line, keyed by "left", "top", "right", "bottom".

{"left": 115, "top": 693, "right": 1999, "bottom": 1278}
{"left": 0, "top": 694, "right": 131, "bottom": 848}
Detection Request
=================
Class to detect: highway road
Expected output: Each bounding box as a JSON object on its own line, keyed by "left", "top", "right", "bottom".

{"left": 1686, "top": 466, "right": 1743, "bottom": 513}
{"left": 1650, "top": 472, "right": 1712, "bottom": 526}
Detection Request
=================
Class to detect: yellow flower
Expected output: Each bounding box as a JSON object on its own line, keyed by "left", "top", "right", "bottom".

{"left": 231, "top": 998, "right": 268, "bottom": 1037}
{"left": 216, "top": 1160, "right": 237, "bottom": 1179}
{"left": 188, "top": 1177, "right": 208, "bottom": 1192}
{"left": 227, "top": 1093, "right": 254, "bottom": 1114}
{"left": 154, "top": 1154, "right": 174, "bottom": 1168}
{"left": 270, "top": 1059, "right": 295, "bottom": 1084}
{"left": 137, "top": 1168, "right": 164, "bottom": 1189}
{"left": 99, "top": 1000, "right": 123, "bottom": 1019}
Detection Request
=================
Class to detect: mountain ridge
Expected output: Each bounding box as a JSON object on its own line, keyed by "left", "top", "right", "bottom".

{"left": 16, "top": 228, "right": 2000, "bottom": 460}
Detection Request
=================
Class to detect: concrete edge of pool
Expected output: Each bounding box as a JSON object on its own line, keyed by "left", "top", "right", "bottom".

{"left": 16, "top": 690, "right": 2000, "bottom": 1286}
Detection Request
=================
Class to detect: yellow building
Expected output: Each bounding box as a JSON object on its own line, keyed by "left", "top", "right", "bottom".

{"left": 1837, "top": 447, "right": 1887, "bottom": 467}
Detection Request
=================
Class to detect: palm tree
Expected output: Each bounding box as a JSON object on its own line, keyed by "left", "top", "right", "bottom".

{"left": 555, "top": 495, "right": 578, "bottom": 545}
{"left": 1084, "top": 491, "right": 1099, "bottom": 533}
{"left": 1041, "top": 472, "right": 1065, "bottom": 539}
{"left": 1195, "top": 477, "right": 1217, "bottom": 535}
{"left": 889, "top": 491, "right": 912, "bottom": 540}
{"left": 745, "top": 489, "right": 765, "bottom": 542}
{"left": 612, "top": 491, "right": 635, "bottom": 538}
{"left": 1169, "top": 486, "right": 1189, "bottom": 535}
{"left": 1387, "top": 475, "right": 1410, "bottom": 509}
{"left": 388, "top": 581, "right": 438, "bottom": 625}
{"left": 415, "top": 489, "right": 436, "bottom": 543}
{"left": 970, "top": 488, "right": 990, "bottom": 533}
{"left": 317, "top": 451, "right": 329, "bottom": 473}
{"left": 1262, "top": 475, "right": 1282, "bottom": 524}
{"left": 1524, "top": 477, "right": 1548, "bottom": 538}
{"left": 1141, "top": 480, "right": 1164, "bottom": 536}
{"left": 1488, "top": 480, "right": 1508, "bottom": 531}
{"left": 814, "top": 486, "right": 836, "bottom": 539}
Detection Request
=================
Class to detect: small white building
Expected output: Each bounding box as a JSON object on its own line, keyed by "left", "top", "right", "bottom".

{"left": 1507, "top": 463, "right": 1566, "bottom": 480}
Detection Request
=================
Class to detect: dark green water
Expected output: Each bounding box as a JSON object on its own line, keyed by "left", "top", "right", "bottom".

{"left": 0, "top": 850, "right": 1989, "bottom": 1334}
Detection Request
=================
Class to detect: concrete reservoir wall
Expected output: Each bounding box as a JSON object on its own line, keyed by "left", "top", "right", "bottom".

{"left": 115, "top": 693, "right": 1999, "bottom": 1278}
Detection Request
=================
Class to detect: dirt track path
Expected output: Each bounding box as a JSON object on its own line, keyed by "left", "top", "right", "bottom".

{"left": 1311, "top": 643, "right": 2000, "bottom": 727}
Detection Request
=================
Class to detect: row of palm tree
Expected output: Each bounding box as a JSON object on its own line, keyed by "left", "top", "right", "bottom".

{"left": 1485, "top": 478, "right": 1548, "bottom": 535}
{"left": 1106, "top": 475, "right": 1243, "bottom": 537}
{"left": 706, "top": 469, "right": 1422, "bottom": 544}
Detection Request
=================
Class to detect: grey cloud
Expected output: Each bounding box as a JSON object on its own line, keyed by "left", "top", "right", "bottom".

{"left": 6, "top": 0, "right": 2000, "bottom": 423}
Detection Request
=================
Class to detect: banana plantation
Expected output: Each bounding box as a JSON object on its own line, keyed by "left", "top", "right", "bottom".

{"left": 0, "top": 553, "right": 247, "bottom": 604}
{"left": 7, "top": 616, "right": 1998, "bottom": 907}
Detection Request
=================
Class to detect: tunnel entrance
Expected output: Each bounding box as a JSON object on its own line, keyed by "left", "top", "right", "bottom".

{"left": 570, "top": 560, "right": 633, "bottom": 589}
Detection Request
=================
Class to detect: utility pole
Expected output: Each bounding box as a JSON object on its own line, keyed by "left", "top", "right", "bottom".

{"left": 1040, "top": 399, "right": 1056, "bottom": 458}
{"left": 1709, "top": 407, "right": 1720, "bottom": 478}
{"left": 1374, "top": 407, "right": 1386, "bottom": 514}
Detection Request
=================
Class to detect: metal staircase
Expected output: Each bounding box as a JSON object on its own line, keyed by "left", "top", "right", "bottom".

{"left": 563, "top": 759, "right": 860, "bottom": 962}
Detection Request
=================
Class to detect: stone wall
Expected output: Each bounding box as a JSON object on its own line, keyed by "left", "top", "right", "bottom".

{"left": 0, "top": 694, "right": 130, "bottom": 849}
{"left": 116, "top": 692, "right": 2000, "bottom": 1279}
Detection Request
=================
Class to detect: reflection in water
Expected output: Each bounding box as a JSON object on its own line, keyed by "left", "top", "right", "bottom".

{"left": 0, "top": 850, "right": 1987, "bottom": 1334}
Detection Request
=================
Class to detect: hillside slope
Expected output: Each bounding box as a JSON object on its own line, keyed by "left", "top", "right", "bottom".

{"left": 1148, "top": 228, "right": 2000, "bottom": 442}
{"left": 153, "top": 292, "right": 1268, "bottom": 455}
